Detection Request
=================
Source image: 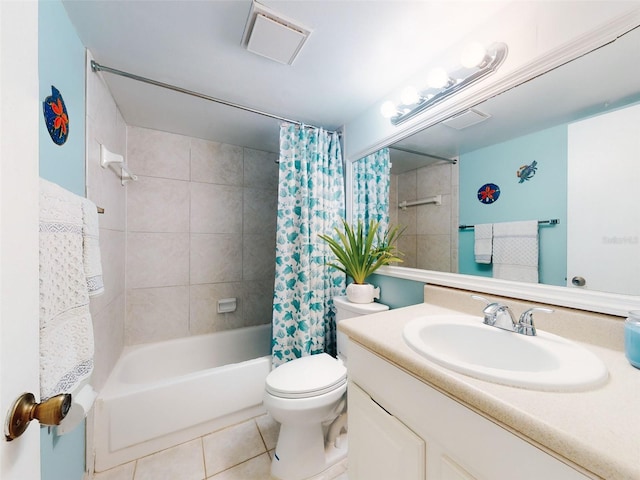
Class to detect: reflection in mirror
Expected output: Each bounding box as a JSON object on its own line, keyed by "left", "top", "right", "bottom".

{"left": 379, "top": 26, "right": 640, "bottom": 296}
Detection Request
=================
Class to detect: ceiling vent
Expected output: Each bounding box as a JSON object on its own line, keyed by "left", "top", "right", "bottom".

{"left": 442, "top": 109, "right": 491, "bottom": 130}
{"left": 241, "top": 1, "right": 311, "bottom": 65}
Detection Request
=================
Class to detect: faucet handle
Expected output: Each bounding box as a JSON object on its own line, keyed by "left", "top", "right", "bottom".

{"left": 518, "top": 307, "right": 554, "bottom": 336}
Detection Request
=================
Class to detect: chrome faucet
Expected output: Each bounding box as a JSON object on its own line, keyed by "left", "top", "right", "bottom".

{"left": 472, "top": 295, "right": 554, "bottom": 336}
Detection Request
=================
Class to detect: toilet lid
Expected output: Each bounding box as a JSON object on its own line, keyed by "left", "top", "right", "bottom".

{"left": 266, "top": 353, "right": 347, "bottom": 399}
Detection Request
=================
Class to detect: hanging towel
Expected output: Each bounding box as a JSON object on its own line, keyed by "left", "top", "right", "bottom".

{"left": 81, "top": 198, "right": 104, "bottom": 296}
{"left": 474, "top": 223, "right": 493, "bottom": 264}
{"left": 492, "top": 220, "right": 539, "bottom": 283}
{"left": 39, "top": 179, "right": 100, "bottom": 400}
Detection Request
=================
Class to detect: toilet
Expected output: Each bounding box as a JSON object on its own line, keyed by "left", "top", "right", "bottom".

{"left": 264, "top": 296, "right": 389, "bottom": 480}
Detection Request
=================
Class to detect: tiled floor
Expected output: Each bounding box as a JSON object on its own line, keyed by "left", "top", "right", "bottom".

{"left": 92, "top": 414, "right": 348, "bottom": 480}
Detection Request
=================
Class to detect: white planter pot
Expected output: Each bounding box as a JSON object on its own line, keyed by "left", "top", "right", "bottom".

{"left": 346, "top": 283, "right": 380, "bottom": 304}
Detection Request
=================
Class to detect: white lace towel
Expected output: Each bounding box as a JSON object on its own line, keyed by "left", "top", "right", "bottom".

{"left": 39, "top": 179, "right": 98, "bottom": 400}
{"left": 474, "top": 223, "right": 493, "bottom": 264}
{"left": 492, "top": 220, "right": 539, "bottom": 283}
{"left": 81, "top": 198, "right": 104, "bottom": 296}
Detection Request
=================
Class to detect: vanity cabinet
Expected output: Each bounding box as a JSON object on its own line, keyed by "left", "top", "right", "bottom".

{"left": 347, "top": 342, "right": 592, "bottom": 480}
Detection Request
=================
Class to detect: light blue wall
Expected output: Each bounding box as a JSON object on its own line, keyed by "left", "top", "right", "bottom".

{"left": 39, "top": 0, "right": 85, "bottom": 196}
{"left": 367, "top": 273, "right": 424, "bottom": 308}
{"left": 458, "top": 125, "right": 568, "bottom": 286}
{"left": 39, "top": 1, "right": 87, "bottom": 479}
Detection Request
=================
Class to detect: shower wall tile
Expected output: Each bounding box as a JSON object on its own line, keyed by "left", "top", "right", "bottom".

{"left": 126, "top": 286, "right": 190, "bottom": 344}
{"left": 243, "top": 234, "right": 276, "bottom": 281}
{"left": 127, "top": 232, "right": 190, "bottom": 288}
{"left": 244, "top": 148, "right": 279, "bottom": 190}
{"left": 416, "top": 193, "right": 451, "bottom": 235}
{"left": 242, "top": 279, "right": 274, "bottom": 326}
{"left": 127, "top": 126, "right": 190, "bottom": 180}
{"left": 190, "top": 233, "right": 243, "bottom": 284}
{"left": 397, "top": 234, "right": 417, "bottom": 269}
{"left": 127, "top": 176, "right": 190, "bottom": 233}
{"left": 190, "top": 283, "right": 245, "bottom": 335}
{"left": 417, "top": 162, "right": 452, "bottom": 197}
{"left": 190, "top": 183, "right": 243, "bottom": 234}
{"left": 417, "top": 234, "right": 452, "bottom": 272}
{"left": 397, "top": 170, "right": 417, "bottom": 203}
{"left": 124, "top": 126, "right": 279, "bottom": 346}
{"left": 89, "top": 228, "right": 125, "bottom": 316}
{"left": 243, "top": 188, "right": 278, "bottom": 234}
{"left": 190, "top": 138, "right": 243, "bottom": 185}
{"left": 91, "top": 292, "right": 125, "bottom": 392}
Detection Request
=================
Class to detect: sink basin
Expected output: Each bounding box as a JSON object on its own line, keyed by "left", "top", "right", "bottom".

{"left": 403, "top": 315, "right": 608, "bottom": 391}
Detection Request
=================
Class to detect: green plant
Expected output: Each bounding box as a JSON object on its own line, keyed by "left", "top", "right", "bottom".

{"left": 319, "top": 219, "right": 404, "bottom": 284}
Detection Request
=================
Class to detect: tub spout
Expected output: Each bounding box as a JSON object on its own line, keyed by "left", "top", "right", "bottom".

{"left": 326, "top": 412, "right": 348, "bottom": 449}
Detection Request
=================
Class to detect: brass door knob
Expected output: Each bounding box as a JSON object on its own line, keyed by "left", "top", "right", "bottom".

{"left": 5, "top": 392, "right": 72, "bottom": 441}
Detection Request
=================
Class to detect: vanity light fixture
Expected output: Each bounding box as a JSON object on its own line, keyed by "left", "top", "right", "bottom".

{"left": 381, "top": 42, "right": 508, "bottom": 125}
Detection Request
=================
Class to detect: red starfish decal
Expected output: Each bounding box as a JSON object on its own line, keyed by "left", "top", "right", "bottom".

{"left": 49, "top": 98, "right": 68, "bottom": 137}
{"left": 480, "top": 185, "right": 496, "bottom": 201}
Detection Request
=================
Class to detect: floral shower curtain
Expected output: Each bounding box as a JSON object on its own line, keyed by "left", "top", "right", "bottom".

{"left": 352, "top": 148, "right": 391, "bottom": 235}
{"left": 271, "top": 123, "right": 346, "bottom": 367}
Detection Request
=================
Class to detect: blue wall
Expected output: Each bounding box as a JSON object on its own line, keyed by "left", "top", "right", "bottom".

{"left": 39, "top": 1, "right": 87, "bottom": 479}
{"left": 368, "top": 273, "right": 425, "bottom": 308}
{"left": 458, "top": 125, "right": 568, "bottom": 286}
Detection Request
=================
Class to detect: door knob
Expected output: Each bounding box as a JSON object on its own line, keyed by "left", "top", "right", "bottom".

{"left": 5, "top": 392, "right": 71, "bottom": 441}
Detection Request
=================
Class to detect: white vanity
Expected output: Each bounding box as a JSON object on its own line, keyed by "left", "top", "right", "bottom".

{"left": 340, "top": 285, "right": 640, "bottom": 480}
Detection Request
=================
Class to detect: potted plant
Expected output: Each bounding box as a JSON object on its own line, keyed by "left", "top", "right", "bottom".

{"left": 319, "top": 219, "right": 404, "bottom": 303}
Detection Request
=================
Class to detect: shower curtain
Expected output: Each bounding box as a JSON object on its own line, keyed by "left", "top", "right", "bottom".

{"left": 352, "top": 148, "right": 391, "bottom": 235}
{"left": 271, "top": 123, "right": 346, "bottom": 367}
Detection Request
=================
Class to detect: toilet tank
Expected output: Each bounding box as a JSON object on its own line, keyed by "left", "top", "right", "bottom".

{"left": 333, "top": 296, "right": 389, "bottom": 362}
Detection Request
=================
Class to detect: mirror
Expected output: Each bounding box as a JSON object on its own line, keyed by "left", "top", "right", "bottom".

{"left": 370, "top": 26, "right": 640, "bottom": 296}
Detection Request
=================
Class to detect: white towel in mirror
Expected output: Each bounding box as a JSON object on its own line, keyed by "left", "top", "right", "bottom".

{"left": 492, "top": 220, "right": 539, "bottom": 283}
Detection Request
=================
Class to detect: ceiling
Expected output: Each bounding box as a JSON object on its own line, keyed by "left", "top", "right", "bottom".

{"left": 62, "top": 0, "right": 513, "bottom": 154}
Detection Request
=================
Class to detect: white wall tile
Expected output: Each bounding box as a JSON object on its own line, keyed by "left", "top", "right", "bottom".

{"left": 189, "top": 283, "right": 244, "bottom": 335}
{"left": 126, "top": 286, "right": 190, "bottom": 344}
{"left": 242, "top": 279, "right": 274, "bottom": 327}
{"left": 127, "top": 232, "right": 190, "bottom": 288}
{"left": 190, "top": 183, "right": 243, "bottom": 234}
{"left": 91, "top": 293, "right": 125, "bottom": 392}
{"left": 243, "top": 188, "right": 278, "bottom": 235}
{"left": 190, "top": 234, "right": 242, "bottom": 284}
{"left": 416, "top": 193, "right": 451, "bottom": 235}
{"left": 417, "top": 162, "right": 452, "bottom": 197}
{"left": 190, "top": 138, "right": 243, "bottom": 185}
{"left": 89, "top": 228, "right": 125, "bottom": 316}
{"left": 243, "top": 148, "right": 279, "bottom": 190}
{"left": 243, "top": 234, "right": 276, "bottom": 281}
{"left": 417, "top": 234, "right": 451, "bottom": 272}
{"left": 127, "top": 176, "right": 190, "bottom": 233}
{"left": 127, "top": 126, "right": 190, "bottom": 180}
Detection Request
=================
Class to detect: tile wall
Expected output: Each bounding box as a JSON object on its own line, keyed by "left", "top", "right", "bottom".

{"left": 125, "top": 126, "right": 279, "bottom": 345}
{"left": 391, "top": 162, "right": 459, "bottom": 273}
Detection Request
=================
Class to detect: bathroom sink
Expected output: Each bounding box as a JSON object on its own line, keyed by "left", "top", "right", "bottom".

{"left": 402, "top": 315, "right": 608, "bottom": 391}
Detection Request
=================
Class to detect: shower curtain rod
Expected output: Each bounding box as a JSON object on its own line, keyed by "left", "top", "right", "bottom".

{"left": 389, "top": 146, "right": 457, "bottom": 164}
{"left": 90, "top": 61, "right": 339, "bottom": 134}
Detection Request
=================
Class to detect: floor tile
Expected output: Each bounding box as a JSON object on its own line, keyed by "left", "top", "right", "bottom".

{"left": 207, "top": 453, "right": 271, "bottom": 479}
{"left": 255, "top": 414, "right": 280, "bottom": 451}
{"left": 93, "top": 462, "right": 135, "bottom": 480}
{"left": 134, "top": 438, "right": 205, "bottom": 480}
{"left": 202, "top": 420, "right": 266, "bottom": 477}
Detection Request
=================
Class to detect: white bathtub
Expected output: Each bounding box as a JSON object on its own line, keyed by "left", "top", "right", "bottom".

{"left": 94, "top": 324, "right": 272, "bottom": 472}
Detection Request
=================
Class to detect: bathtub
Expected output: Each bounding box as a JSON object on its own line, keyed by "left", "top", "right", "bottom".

{"left": 94, "top": 324, "right": 272, "bottom": 472}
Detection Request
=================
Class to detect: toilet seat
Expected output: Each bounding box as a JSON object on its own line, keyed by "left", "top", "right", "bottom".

{"left": 266, "top": 353, "right": 347, "bottom": 399}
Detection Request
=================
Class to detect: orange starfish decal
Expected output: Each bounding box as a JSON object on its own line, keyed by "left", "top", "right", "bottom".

{"left": 49, "top": 98, "right": 69, "bottom": 137}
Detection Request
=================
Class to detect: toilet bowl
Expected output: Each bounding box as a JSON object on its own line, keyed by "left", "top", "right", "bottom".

{"left": 265, "top": 296, "right": 389, "bottom": 480}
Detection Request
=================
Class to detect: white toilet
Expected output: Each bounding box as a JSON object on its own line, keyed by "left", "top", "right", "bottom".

{"left": 264, "top": 296, "right": 389, "bottom": 480}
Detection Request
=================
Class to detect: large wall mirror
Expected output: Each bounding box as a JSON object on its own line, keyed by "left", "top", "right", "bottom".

{"left": 353, "top": 25, "right": 640, "bottom": 311}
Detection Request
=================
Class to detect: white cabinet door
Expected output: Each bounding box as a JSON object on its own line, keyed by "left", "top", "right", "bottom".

{"left": 348, "top": 382, "right": 426, "bottom": 480}
{"left": 567, "top": 103, "right": 640, "bottom": 295}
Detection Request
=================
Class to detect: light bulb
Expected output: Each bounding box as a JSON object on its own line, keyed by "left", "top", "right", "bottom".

{"left": 380, "top": 101, "right": 398, "bottom": 119}
{"left": 461, "top": 42, "right": 488, "bottom": 68}
{"left": 426, "top": 67, "right": 451, "bottom": 89}
{"left": 400, "top": 86, "right": 420, "bottom": 105}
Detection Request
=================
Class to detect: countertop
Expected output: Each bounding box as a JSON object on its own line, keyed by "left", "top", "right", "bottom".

{"left": 339, "top": 290, "right": 640, "bottom": 480}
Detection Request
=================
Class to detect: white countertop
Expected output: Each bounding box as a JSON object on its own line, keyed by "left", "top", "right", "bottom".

{"left": 339, "top": 291, "right": 640, "bottom": 480}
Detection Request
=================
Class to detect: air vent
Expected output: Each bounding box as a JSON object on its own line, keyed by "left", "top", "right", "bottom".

{"left": 242, "top": 1, "right": 311, "bottom": 65}
{"left": 442, "top": 109, "right": 491, "bottom": 130}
